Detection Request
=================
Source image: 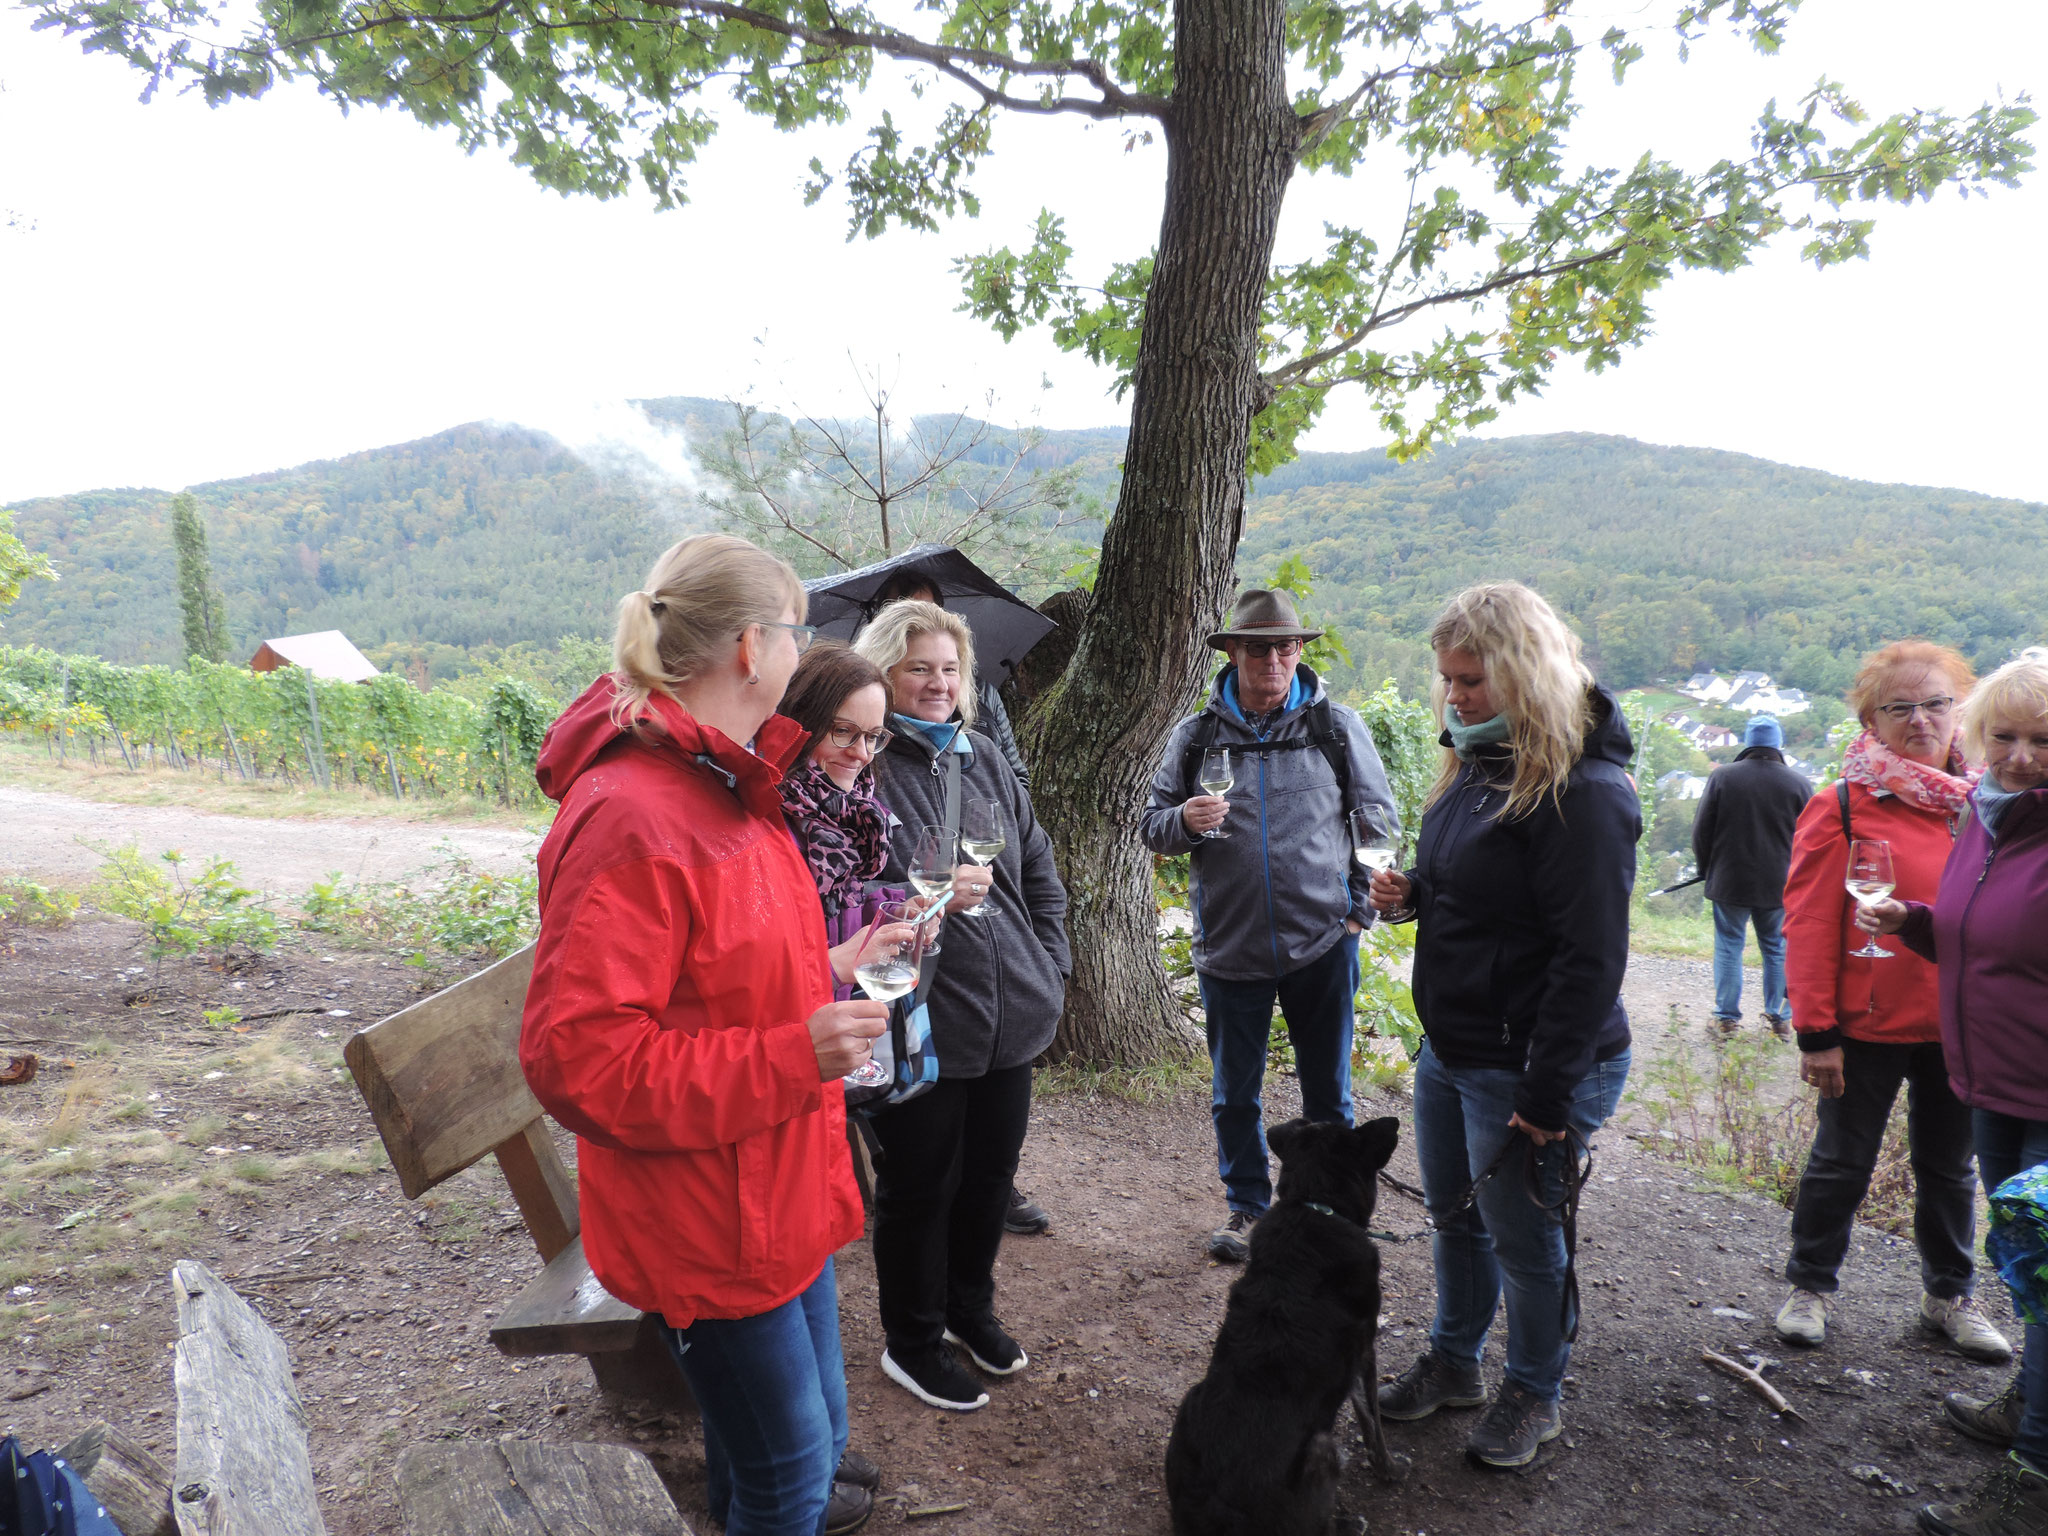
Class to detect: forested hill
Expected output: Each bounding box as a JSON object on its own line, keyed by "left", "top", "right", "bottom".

{"left": 5, "top": 409, "right": 2041, "bottom": 692}
{"left": 1242, "top": 433, "right": 2045, "bottom": 698}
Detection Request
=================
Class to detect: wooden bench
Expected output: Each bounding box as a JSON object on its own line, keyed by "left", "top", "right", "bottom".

{"left": 343, "top": 944, "right": 691, "bottom": 1407}
{"left": 394, "top": 1438, "right": 695, "bottom": 1536}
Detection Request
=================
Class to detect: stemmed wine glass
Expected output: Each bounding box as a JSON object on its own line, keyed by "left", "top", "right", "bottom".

{"left": 958, "top": 797, "right": 1006, "bottom": 917}
{"left": 1845, "top": 839, "right": 1896, "bottom": 960}
{"left": 907, "top": 824, "right": 952, "bottom": 953}
{"left": 847, "top": 900, "right": 923, "bottom": 1087}
{"left": 1198, "top": 748, "right": 1234, "bottom": 840}
{"left": 1348, "top": 805, "right": 1398, "bottom": 875}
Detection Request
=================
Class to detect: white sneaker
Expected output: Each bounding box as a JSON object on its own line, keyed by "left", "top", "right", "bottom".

{"left": 1920, "top": 1293, "right": 2014, "bottom": 1363}
{"left": 1774, "top": 1287, "right": 1828, "bottom": 1347}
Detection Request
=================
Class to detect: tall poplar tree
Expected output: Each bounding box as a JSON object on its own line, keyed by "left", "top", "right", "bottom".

{"left": 39, "top": 0, "right": 2034, "bottom": 1060}
{"left": 170, "top": 492, "right": 231, "bottom": 665}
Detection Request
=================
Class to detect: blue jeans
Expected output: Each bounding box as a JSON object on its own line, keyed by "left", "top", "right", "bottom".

{"left": 1975, "top": 1109, "right": 2048, "bottom": 1469}
{"left": 1414, "top": 1040, "right": 1631, "bottom": 1402}
{"left": 661, "top": 1259, "right": 849, "bottom": 1536}
{"left": 1711, "top": 903, "right": 1787, "bottom": 1022}
{"left": 1200, "top": 932, "right": 1359, "bottom": 1215}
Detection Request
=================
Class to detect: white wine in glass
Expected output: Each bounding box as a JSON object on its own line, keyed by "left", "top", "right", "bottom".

{"left": 906, "top": 825, "right": 950, "bottom": 953}
{"left": 847, "top": 900, "right": 922, "bottom": 1088}
{"left": 1198, "top": 749, "right": 1234, "bottom": 840}
{"left": 1845, "top": 839, "right": 1896, "bottom": 960}
{"left": 958, "top": 797, "right": 1005, "bottom": 916}
{"left": 1349, "top": 805, "right": 1398, "bottom": 874}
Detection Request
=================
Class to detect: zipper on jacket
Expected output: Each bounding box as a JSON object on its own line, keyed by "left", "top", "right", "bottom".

{"left": 1952, "top": 840, "right": 1999, "bottom": 1096}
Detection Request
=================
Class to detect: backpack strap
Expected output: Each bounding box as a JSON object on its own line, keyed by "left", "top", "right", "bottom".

{"left": 1836, "top": 779, "right": 1852, "bottom": 842}
{"left": 1306, "top": 698, "right": 1352, "bottom": 803}
{"left": 1179, "top": 698, "right": 1354, "bottom": 801}
{"left": 1179, "top": 711, "right": 1226, "bottom": 799}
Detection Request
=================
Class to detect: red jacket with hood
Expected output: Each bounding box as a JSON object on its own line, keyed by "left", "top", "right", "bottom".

{"left": 519, "top": 677, "right": 861, "bottom": 1327}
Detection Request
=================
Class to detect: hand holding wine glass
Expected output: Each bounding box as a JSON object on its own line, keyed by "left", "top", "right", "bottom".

{"left": 1854, "top": 895, "right": 1909, "bottom": 934}
{"left": 807, "top": 998, "right": 889, "bottom": 1082}
{"left": 1189, "top": 749, "right": 1234, "bottom": 840}
{"left": 907, "top": 825, "right": 955, "bottom": 946}
{"left": 1844, "top": 839, "right": 1897, "bottom": 960}
{"left": 1349, "top": 805, "right": 1398, "bottom": 875}
{"left": 958, "top": 797, "right": 1006, "bottom": 916}
{"left": 843, "top": 901, "right": 924, "bottom": 1087}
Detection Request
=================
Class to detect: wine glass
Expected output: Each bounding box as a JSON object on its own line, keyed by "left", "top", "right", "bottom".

{"left": 1844, "top": 839, "right": 1896, "bottom": 960}
{"left": 847, "top": 900, "right": 921, "bottom": 1087}
{"left": 958, "top": 797, "right": 1005, "bottom": 917}
{"left": 1348, "top": 805, "right": 1398, "bottom": 876}
{"left": 907, "top": 824, "right": 952, "bottom": 952}
{"left": 1198, "top": 748, "right": 1234, "bottom": 840}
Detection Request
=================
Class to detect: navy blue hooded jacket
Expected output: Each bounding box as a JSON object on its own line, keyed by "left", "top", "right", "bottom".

{"left": 1405, "top": 686, "right": 1639, "bottom": 1131}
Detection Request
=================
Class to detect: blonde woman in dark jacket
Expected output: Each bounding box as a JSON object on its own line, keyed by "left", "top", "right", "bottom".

{"left": 853, "top": 601, "right": 1069, "bottom": 1416}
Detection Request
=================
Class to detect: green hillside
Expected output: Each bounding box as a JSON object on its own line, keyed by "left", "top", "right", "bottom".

{"left": 1241, "top": 433, "right": 2046, "bottom": 698}
{"left": 6, "top": 409, "right": 2042, "bottom": 696}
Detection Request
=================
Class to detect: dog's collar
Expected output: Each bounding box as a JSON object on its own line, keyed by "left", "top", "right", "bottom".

{"left": 1304, "top": 1201, "right": 1339, "bottom": 1218}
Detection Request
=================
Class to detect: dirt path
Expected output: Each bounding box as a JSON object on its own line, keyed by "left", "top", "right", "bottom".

{"left": 0, "top": 785, "right": 542, "bottom": 894}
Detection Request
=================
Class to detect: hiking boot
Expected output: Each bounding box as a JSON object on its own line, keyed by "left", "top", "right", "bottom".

{"left": 944, "top": 1315, "right": 1028, "bottom": 1376}
{"left": 1917, "top": 1453, "right": 2048, "bottom": 1536}
{"left": 1944, "top": 1374, "right": 2025, "bottom": 1449}
{"left": 835, "top": 1448, "right": 882, "bottom": 1491}
{"left": 1465, "top": 1380, "right": 1563, "bottom": 1469}
{"left": 1923, "top": 1294, "right": 2015, "bottom": 1363}
{"left": 1712, "top": 1015, "right": 1741, "bottom": 1039}
{"left": 1765, "top": 1014, "right": 1793, "bottom": 1042}
{"left": 1207, "top": 1211, "right": 1256, "bottom": 1263}
{"left": 881, "top": 1345, "right": 989, "bottom": 1412}
{"left": 1377, "top": 1349, "right": 1487, "bottom": 1422}
{"left": 1005, "top": 1187, "right": 1051, "bottom": 1235}
{"left": 825, "top": 1482, "right": 875, "bottom": 1536}
{"left": 1775, "top": 1287, "right": 1829, "bottom": 1347}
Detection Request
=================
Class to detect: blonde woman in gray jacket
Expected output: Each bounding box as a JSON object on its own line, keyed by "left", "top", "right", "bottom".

{"left": 853, "top": 601, "right": 1070, "bottom": 1416}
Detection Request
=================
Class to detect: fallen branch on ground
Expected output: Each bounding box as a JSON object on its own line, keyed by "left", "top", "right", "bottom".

{"left": 1702, "top": 1349, "right": 1803, "bottom": 1420}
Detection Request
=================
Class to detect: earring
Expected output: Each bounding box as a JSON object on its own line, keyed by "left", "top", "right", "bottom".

{"left": 748, "top": 674, "right": 760, "bottom": 685}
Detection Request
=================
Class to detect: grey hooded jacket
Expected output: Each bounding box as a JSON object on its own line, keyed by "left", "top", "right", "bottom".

{"left": 870, "top": 724, "right": 1070, "bottom": 1077}
{"left": 1141, "top": 664, "right": 1399, "bottom": 982}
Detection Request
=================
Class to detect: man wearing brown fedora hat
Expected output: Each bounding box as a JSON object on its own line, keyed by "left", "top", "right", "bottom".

{"left": 1141, "top": 588, "right": 1400, "bottom": 1261}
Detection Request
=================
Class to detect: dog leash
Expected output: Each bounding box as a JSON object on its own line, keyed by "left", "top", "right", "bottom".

{"left": 1374, "top": 1128, "right": 1595, "bottom": 1340}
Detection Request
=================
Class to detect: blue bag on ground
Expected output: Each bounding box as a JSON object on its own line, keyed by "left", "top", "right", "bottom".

{"left": 1, "top": 1436, "right": 124, "bottom": 1536}
{"left": 1986, "top": 1161, "right": 2048, "bottom": 1328}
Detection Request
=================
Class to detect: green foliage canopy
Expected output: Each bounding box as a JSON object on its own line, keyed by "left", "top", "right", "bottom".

{"left": 31, "top": 0, "right": 2033, "bottom": 470}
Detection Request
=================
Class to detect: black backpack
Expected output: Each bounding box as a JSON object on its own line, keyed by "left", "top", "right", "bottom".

{"left": 1179, "top": 697, "right": 1353, "bottom": 801}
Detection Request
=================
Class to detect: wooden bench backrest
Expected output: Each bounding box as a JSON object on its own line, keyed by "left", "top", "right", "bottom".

{"left": 344, "top": 943, "right": 579, "bottom": 1261}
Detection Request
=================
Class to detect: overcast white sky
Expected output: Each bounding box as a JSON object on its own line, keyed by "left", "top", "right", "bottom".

{"left": 1, "top": 0, "right": 2042, "bottom": 507}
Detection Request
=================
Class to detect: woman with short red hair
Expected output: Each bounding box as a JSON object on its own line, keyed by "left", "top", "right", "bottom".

{"left": 1774, "top": 641, "right": 2010, "bottom": 1365}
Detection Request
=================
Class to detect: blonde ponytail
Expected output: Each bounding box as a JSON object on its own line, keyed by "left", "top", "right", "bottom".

{"left": 610, "top": 535, "right": 805, "bottom": 727}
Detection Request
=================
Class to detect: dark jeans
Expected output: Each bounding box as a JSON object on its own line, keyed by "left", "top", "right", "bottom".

{"left": 1784, "top": 1037, "right": 1976, "bottom": 1299}
{"left": 1415, "top": 1040, "right": 1631, "bottom": 1401}
{"left": 1199, "top": 932, "right": 1360, "bottom": 1215}
{"left": 661, "top": 1258, "right": 847, "bottom": 1536}
{"left": 870, "top": 1063, "right": 1033, "bottom": 1349}
{"left": 1975, "top": 1108, "right": 2048, "bottom": 1468}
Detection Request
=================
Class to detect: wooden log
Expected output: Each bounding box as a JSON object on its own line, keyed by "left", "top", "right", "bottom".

{"left": 498, "top": 1438, "right": 693, "bottom": 1534}
{"left": 169, "top": 1261, "right": 327, "bottom": 1536}
{"left": 55, "top": 1421, "right": 177, "bottom": 1536}
{"left": 393, "top": 1440, "right": 695, "bottom": 1536}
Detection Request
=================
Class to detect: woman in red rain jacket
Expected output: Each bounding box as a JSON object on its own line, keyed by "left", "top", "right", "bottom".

{"left": 520, "top": 533, "right": 888, "bottom": 1536}
{"left": 1774, "top": 641, "right": 2009, "bottom": 1367}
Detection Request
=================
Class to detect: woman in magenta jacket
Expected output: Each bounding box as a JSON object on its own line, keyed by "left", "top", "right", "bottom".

{"left": 1862, "top": 649, "right": 2048, "bottom": 1536}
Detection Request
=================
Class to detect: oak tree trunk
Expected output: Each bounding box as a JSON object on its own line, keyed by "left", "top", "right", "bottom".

{"left": 1022, "top": 0, "right": 1298, "bottom": 1063}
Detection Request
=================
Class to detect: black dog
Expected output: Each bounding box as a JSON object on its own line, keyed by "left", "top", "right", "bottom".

{"left": 1164, "top": 1116, "right": 1407, "bottom": 1536}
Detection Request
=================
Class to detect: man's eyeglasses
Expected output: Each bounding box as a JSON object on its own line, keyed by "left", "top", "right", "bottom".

{"left": 1239, "top": 638, "right": 1303, "bottom": 660}
{"left": 755, "top": 621, "right": 817, "bottom": 652}
{"left": 823, "top": 721, "right": 893, "bottom": 754}
{"left": 1875, "top": 696, "right": 1954, "bottom": 722}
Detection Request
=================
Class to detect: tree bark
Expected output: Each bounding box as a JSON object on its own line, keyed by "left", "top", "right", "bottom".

{"left": 1021, "top": 0, "right": 1297, "bottom": 1063}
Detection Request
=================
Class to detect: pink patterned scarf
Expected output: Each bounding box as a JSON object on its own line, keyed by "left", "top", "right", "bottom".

{"left": 1839, "top": 730, "right": 1980, "bottom": 818}
{"left": 778, "top": 756, "right": 891, "bottom": 913}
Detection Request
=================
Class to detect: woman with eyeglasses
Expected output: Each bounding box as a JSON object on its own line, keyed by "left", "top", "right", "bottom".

{"left": 852, "top": 600, "right": 1070, "bottom": 1415}
{"left": 520, "top": 535, "right": 888, "bottom": 1536}
{"left": 1774, "top": 641, "right": 2011, "bottom": 1367}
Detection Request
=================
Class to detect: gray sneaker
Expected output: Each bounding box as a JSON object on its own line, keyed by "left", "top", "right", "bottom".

{"left": 1466, "top": 1380, "right": 1563, "bottom": 1468}
{"left": 1207, "top": 1211, "right": 1256, "bottom": 1263}
{"left": 1377, "top": 1349, "right": 1486, "bottom": 1422}
{"left": 1917, "top": 1453, "right": 2048, "bottom": 1536}
{"left": 1944, "top": 1374, "right": 2025, "bottom": 1449}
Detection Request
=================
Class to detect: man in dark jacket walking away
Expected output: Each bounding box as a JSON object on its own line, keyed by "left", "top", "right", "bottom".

{"left": 1141, "top": 590, "right": 1400, "bottom": 1262}
{"left": 1693, "top": 714, "right": 1811, "bottom": 1040}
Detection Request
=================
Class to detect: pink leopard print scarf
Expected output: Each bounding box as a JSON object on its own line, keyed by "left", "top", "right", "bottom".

{"left": 1839, "top": 730, "right": 1980, "bottom": 818}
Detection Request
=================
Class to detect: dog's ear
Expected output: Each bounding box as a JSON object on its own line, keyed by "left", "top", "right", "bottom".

{"left": 1352, "top": 1116, "right": 1400, "bottom": 1171}
{"left": 1269, "top": 1118, "right": 1308, "bottom": 1164}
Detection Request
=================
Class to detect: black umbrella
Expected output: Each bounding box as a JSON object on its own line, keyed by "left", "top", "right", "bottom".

{"left": 802, "top": 544, "right": 1057, "bottom": 688}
